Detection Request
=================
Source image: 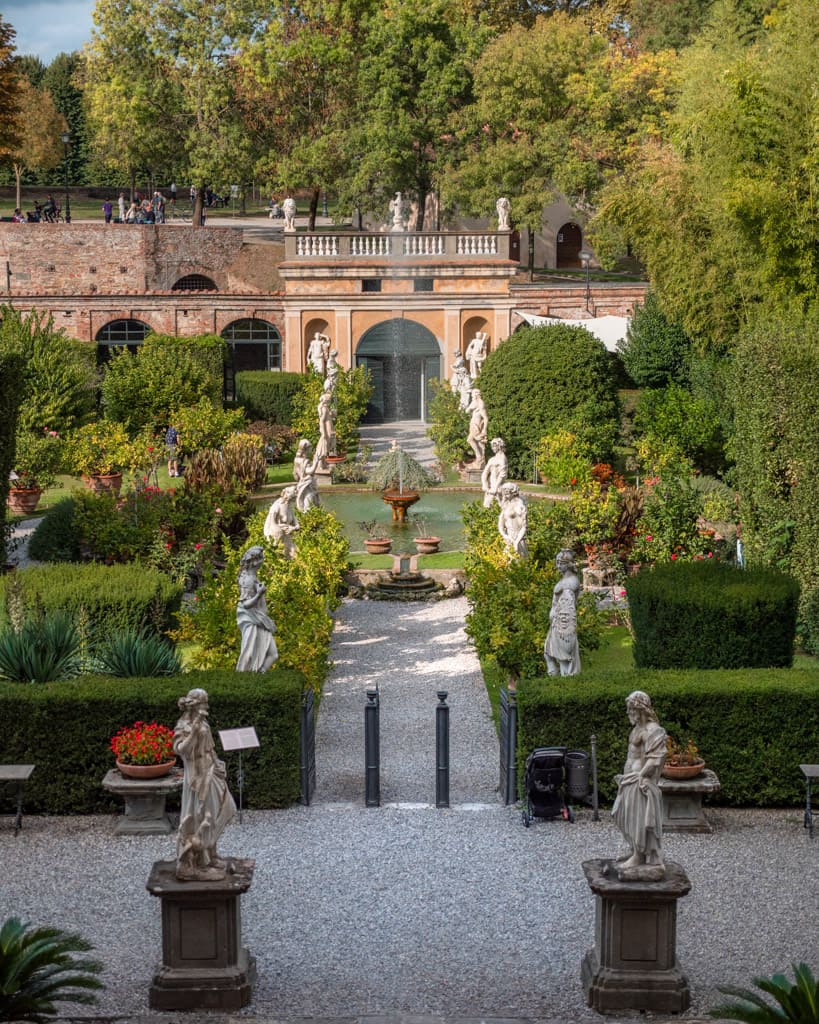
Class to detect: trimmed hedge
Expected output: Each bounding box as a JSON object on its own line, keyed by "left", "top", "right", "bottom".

{"left": 0, "top": 563, "right": 183, "bottom": 635}
{"left": 235, "top": 371, "right": 304, "bottom": 424}
{"left": 517, "top": 668, "right": 819, "bottom": 806}
{"left": 627, "top": 561, "right": 798, "bottom": 669}
{"left": 0, "top": 668, "right": 304, "bottom": 813}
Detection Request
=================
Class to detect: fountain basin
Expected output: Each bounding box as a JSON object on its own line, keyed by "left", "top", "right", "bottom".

{"left": 381, "top": 489, "right": 420, "bottom": 522}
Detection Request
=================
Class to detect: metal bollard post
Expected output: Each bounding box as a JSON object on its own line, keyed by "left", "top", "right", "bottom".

{"left": 365, "top": 687, "right": 380, "bottom": 807}
{"left": 591, "top": 733, "right": 600, "bottom": 821}
{"left": 500, "top": 686, "right": 518, "bottom": 804}
{"left": 436, "top": 690, "right": 450, "bottom": 808}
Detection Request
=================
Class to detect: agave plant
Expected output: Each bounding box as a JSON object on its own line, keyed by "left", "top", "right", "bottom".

{"left": 94, "top": 628, "right": 182, "bottom": 677}
{"left": 367, "top": 442, "right": 435, "bottom": 494}
{"left": 0, "top": 616, "right": 80, "bottom": 683}
{"left": 709, "top": 963, "right": 818, "bottom": 1023}
{"left": 0, "top": 916, "right": 104, "bottom": 1023}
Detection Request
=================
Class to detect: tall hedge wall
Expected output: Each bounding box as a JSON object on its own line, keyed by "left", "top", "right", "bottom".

{"left": 517, "top": 668, "right": 819, "bottom": 807}
{"left": 0, "top": 347, "right": 25, "bottom": 562}
{"left": 0, "top": 668, "right": 304, "bottom": 813}
{"left": 235, "top": 371, "right": 304, "bottom": 424}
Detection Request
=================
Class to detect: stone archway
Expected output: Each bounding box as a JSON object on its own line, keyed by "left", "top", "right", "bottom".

{"left": 556, "top": 222, "right": 583, "bottom": 268}
{"left": 356, "top": 319, "right": 441, "bottom": 423}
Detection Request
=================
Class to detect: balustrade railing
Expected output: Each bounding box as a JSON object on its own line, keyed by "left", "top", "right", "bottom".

{"left": 287, "top": 231, "right": 509, "bottom": 261}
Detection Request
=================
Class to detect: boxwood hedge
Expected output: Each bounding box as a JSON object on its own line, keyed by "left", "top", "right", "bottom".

{"left": 235, "top": 371, "right": 304, "bottom": 424}
{"left": 517, "top": 667, "right": 819, "bottom": 806}
{"left": 0, "top": 668, "right": 304, "bottom": 813}
{"left": 627, "top": 561, "right": 799, "bottom": 669}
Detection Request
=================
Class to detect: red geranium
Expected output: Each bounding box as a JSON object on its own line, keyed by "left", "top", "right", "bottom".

{"left": 110, "top": 721, "right": 175, "bottom": 765}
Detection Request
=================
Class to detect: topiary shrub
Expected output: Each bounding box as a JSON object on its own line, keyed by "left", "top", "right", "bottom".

{"left": 477, "top": 324, "right": 620, "bottom": 479}
{"left": 627, "top": 561, "right": 799, "bottom": 669}
{"left": 235, "top": 371, "right": 304, "bottom": 424}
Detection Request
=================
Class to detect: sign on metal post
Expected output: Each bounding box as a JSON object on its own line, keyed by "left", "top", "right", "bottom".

{"left": 364, "top": 687, "right": 380, "bottom": 807}
{"left": 436, "top": 690, "right": 450, "bottom": 808}
{"left": 218, "top": 727, "right": 259, "bottom": 824}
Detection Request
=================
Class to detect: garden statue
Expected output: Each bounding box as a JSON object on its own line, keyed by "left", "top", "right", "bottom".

{"left": 389, "top": 191, "right": 405, "bottom": 231}
{"left": 235, "top": 545, "right": 279, "bottom": 671}
{"left": 173, "top": 688, "right": 237, "bottom": 881}
{"left": 466, "top": 388, "right": 488, "bottom": 469}
{"left": 307, "top": 331, "right": 330, "bottom": 374}
{"left": 325, "top": 348, "right": 340, "bottom": 388}
{"left": 282, "top": 196, "right": 297, "bottom": 231}
{"left": 465, "top": 330, "right": 488, "bottom": 379}
{"left": 497, "top": 481, "right": 528, "bottom": 558}
{"left": 496, "top": 196, "right": 511, "bottom": 231}
{"left": 481, "top": 437, "right": 507, "bottom": 508}
{"left": 315, "top": 381, "right": 337, "bottom": 460}
{"left": 263, "top": 486, "right": 299, "bottom": 559}
{"left": 611, "top": 690, "right": 667, "bottom": 878}
{"left": 544, "top": 548, "right": 581, "bottom": 677}
{"left": 293, "top": 439, "right": 321, "bottom": 512}
{"left": 451, "top": 354, "right": 473, "bottom": 411}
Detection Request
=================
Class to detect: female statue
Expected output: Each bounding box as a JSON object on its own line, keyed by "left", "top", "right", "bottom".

{"left": 315, "top": 382, "right": 337, "bottom": 461}
{"left": 466, "top": 388, "right": 488, "bottom": 469}
{"left": 481, "top": 437, "right": 507, "bottom": 508}
{"left": 293, "top": 439, "right": 321, "bottom": 512}
{"left": 544, "top": 548, "right": 581, "bottom": 677}
{"left": 497, "top": 482, "right": 528, "bottom": 558}
{"left": 263, "top": 486, "right": 299, "bottom": 559}
{"left": 235, "top": 545, "right": 279, "bottom": 672}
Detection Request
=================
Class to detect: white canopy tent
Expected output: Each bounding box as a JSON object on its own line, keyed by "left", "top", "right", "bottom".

{"left": 513, "top": 312, "right": 631, "bottom": 353}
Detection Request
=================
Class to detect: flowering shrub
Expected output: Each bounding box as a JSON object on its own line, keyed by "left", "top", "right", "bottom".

{"left": 536, "top": 430, "right": 595, "bottom": 489}
{"left": 65, "top": 421, "right": 137, "bottom": 477}
{"left": 171, "top": 400, "right": 245, "bottom": 453}
{"left": 12, "top": 428, "right": 64, "bottom": 490}
{"left": 110, "top": 721, "right": 175, "bottom": 765}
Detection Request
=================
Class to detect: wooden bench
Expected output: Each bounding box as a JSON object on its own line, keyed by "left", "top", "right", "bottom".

{"left": 0, "top": 765, "right": 36, "bottom": 834}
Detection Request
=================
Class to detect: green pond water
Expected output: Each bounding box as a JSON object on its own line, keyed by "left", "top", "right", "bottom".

{"left": 321, "top": 489, "right": 480, "bottom": 552}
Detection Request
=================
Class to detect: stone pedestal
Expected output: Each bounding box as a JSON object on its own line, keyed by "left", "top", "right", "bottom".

{"left": 581, "top": 858, "right": 691, "bottom": 1014}
{"left": 146, "top": 858, "right": 256, "bottom": 1011}
{"left": 102, "top": 768, "right": 183, "bottom": 836}
{"left": 315, "top": 468, "right": 334, "bottom": 489}
{"left": 660, "top": 769, "right": 721, "bottom": 833}
{"left": 463, "top": 468, "right": 484, "bottom": 485}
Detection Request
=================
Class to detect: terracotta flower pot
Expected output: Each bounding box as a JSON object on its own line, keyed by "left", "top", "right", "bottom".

{"left": 414, "top": 537, "right": 441, "bottom": 555}
{"left": 85, "top": 473, "right": 124, "bottom": 495}
{"left": 116, "top": 759, "right": 176, "bottom": 779}
{"left": 7, "top": 487, "right": 43, "bottom": 514}
{"left": 662, "top": 759, "right": 705, "bottom": 780}
{"left": 364, "top": 538, "right": 392, "bottom": 555}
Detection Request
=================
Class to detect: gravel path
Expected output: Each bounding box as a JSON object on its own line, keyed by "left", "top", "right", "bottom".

{"left": 0, "top": 596, "right": 816, "bottom": 1023}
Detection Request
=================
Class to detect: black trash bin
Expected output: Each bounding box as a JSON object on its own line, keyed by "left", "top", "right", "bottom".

{"left": 565, "top": 749, "right": 590, "bottom": 800}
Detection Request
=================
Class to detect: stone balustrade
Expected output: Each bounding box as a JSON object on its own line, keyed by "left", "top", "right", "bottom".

{"left": 288, "top": 230, "right": 510, "bottom": 261}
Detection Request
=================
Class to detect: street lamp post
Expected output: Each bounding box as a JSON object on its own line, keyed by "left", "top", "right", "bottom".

{"left": 579, "top": 248, "right": 592, "bottom": 314}
{"left": 60, "top": 130, "right": 71, "bottom": 224}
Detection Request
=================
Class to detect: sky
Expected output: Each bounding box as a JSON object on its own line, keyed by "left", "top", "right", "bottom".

{"left": 3, "top": 1, "right": 95, "bottom": 63}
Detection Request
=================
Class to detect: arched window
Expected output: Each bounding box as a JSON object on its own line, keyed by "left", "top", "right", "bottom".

{"left": 172, "top": 274, "right": 217, "bottom": 291}
{"left": 221, "top": 318, "right": 282, "bottom": 399}
{"left": 95, "top": 319, "right": 151, "bottom": 360}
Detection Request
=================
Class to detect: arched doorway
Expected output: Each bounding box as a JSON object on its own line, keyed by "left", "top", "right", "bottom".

{"left": 356, "top": 319, "right": 441, "bottom": 422}
{"left": 221, "top": 318, "right": 282, "bottom": 399}
{"left": 556, "top": 222, "right": 583, "bottom": 268}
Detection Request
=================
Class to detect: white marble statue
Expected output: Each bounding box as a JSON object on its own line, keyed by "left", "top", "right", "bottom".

{"left": 293, "top": 439, "right": 321, "bottom": 512}
{"left": 307, "top": 332, "right": 330, "bottom": 375}
{"left": 315, "top": 382, "right": 337, "bottom": 461}
{"left": 236, "top": 545, "right": 278, "bottom": 671}
{"left": 465, "top": 330, "right": 488, "bottom": 379}
{"left": 496, "top": 196, "right": 511, "bottom": 231}
{"left": 611, "top": 691, "right": 667, "bottom": 877}
{"left": 466, "top": 388, "right": 488, "bottom": 469}
{"left": 174, "top": 688, "right": 237, "bottom": 881}
{"left": 544, "top": 548, "right": 581, "bottom": 677}
{"left": 497, "top": 481, "right": 528, "bottom": 558}
{"left": 481, "top": 437, "right": 508, "bottom": 508}
{"left": 263, "top": 486, "right": 299, "bottom": 558}
{"left": 325, "top": 348, "right": 340, "bottom": 388}
{"left": 389, "top": 191, "right": 405, "bottom": 231}
{"left": 282, "top": 196, "right": 297, "bottom": 231}
{"left": 451, "top": 354, "right": 473, "bottom": 411}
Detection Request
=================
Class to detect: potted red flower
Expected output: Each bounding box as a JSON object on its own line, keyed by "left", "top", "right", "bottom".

{"left": 111, "top": 720, "right": 177, "bottom": 778}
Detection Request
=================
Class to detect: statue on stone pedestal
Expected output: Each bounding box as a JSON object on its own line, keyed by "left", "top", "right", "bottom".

{"left": 466, "top": 388, "right": 488, "bottom": 469}
{"left": 389, "top": 191, "right": 405, "bottom": 231}
{"left": 174, "top": 688, "right": 237, "bottom": 881}
{"left": 497, "top": 481, "right": 528, "bottom": 558}
{"left": 263, "top": 486, "right": 299, "bottom": 559}
{"left": 465, "top": 330, "right": 488, "bottom": 379}
{"left": 481, "top": 437, "right": 507, "bottom": 508}
{"left": 293, "top": 439, "right": 321, "bottom": 512}
{"left": 611, "top": 691, "right": 667, "bottom": 877}
{"left": 307, "top": 332, "right": 330, "bottom": 375}
{"left": 544, "top": 548, "right": 581, "bottom": 677}
{"left": 450, "top": 354, "right": 473, "bottom": 411}
{"left": 496, "top": 197, "right": 511, "bottom": 231}
{"left": 236, "top": 545, "right": 278, "bottom": 672}
{"left": 315, "top": 381, "right": 337, "bottom": 461}
{"left": 282, "top": 196, "right": 297, "bottom": 231}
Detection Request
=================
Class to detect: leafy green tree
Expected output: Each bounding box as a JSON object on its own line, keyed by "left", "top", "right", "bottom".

{"left": 6, "top": 78, "right": 65, "bottom": 209}
{"left": 626, "top": 0, "right": 714, "bottom": 51}
{"left": 0, "top": 916, "right": 104, "bottom": 1023}
{"left": 634, "top": 384, "right": 726, "bottom": 475}
{"left": 477, "top": 324, "right": 619, "bottom": 479}
{"left": 426, "top": 379, "right": 470, "bottom": 470}
{"left": 42, "top": 53, "right": 88, "bottom": 185}
{"left": 619, "top": 292, "right": 692, "bottom": 387}
{"left": 0, "top": 16, "right": 21, "bottom": 160}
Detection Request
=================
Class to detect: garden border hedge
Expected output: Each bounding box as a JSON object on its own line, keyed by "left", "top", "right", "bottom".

{"left": 0, "top": 668, "right": 304, "bottom": 813}
{"left": 235, "top": 371, "right": 304, "bottom": 424}
{"left": 517, "top": 667, "right": 819, "bottom": 806}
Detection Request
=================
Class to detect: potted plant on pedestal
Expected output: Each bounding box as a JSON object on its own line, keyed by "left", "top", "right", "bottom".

{"left": 410, "top": 513, "right": 441, "bottom": 555}
{"left": 662, "top": 735, "right": 705, "bottom": 780}
{"left": 110, "top": 720, "right": 177, "bottom": 778}
{"left": 7, "top": 428, "right": 63, "bottom": 514}
{"left": 368, "top": 441, "right": 435, "bottom": 522}
{"left": 66, "top": 421, "right": 135, "bottom": 493}
{"left": 358, "top": 519, "right": 392, "bottom": 555}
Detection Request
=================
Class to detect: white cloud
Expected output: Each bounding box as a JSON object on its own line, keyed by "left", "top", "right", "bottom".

{"left": 4, "top": 1, "right": 94, "bottom": 63}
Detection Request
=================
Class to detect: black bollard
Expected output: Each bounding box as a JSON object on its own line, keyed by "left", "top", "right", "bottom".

{"left": 591, "top": 733, "right": 600, "bottom": 821}
{"left": 365, "top": 686, "right": 380, "bottom": 807}
{"left": 436, "top": 690, "right": 450, "bottom": 808}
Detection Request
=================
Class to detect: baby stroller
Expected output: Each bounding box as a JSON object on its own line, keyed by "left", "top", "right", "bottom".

{"left": 521, "top": 746, "right": 574, "bottom": 826}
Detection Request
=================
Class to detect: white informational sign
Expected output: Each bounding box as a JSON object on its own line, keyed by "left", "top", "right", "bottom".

{"left": 218, "top": 726, "right": 260, "bottom": 752}
{"left": 230, "top": 184, "right": 239, "bottom": 198}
